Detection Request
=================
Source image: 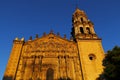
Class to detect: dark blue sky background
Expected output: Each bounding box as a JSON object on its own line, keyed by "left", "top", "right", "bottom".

{"left": 0, "top": 0, "right": 120, "bottom": 79}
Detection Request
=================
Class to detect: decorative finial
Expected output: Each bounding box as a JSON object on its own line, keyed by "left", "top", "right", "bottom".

{"left": 70, "top": 36, "right": 73, "bottom": 41}
{"left": 36, "top": 34, "right": 38, "bottom": 38}
{"left": 76, "top": 0, "right": 78, "bottom": 9}
{"left": 75, "top": 0, "right": 80, "bottom": 10}
{"left": 43, "top": 32, "right": 46, "bottom": 36}
{"left": 64, "top": 34, "right": 66, "bottom": 39}
{"left": 15, "top": 37, "right": 19, "bottom": 40}
{"left": 21, "top": 37, "right": 24, "bottom": 41}
{"left": 57, "top": 32, "right": 60, "bottom": 36}
{"left": 50, "top": 30, "right": 53, "bottom": 34}
{"left": 29, "top": 36, "right": 32, "bottom": 40}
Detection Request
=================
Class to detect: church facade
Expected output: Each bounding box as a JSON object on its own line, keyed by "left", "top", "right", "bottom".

{"left": 3, "top": 8, "right": 105, "bottom": 80}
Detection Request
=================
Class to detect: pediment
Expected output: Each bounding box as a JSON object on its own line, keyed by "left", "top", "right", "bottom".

{"left": 25, "top": 33, "right": 76, "bottom": 44}
{"left": 23, "top": 33, "right": 78, "bottom": 57}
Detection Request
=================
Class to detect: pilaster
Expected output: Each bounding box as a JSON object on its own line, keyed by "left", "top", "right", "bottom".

{"left": 3, "top": 39, "right": 24, "bottom": 80}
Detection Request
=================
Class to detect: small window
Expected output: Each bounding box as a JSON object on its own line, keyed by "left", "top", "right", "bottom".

{"left": 89, "top": 56, "right": 93, "bottom": 60}
{"left": 81, "top": 18, "right": 83, "bottom": 22}
{"left": 88, "top": 54, "right": 96, "bottom": 61}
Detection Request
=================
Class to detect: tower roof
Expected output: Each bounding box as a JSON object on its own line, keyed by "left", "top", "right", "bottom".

{"left": 73, "top": 8, "right": 87, "bottom": 19}
{"left": 75, "top": 8, "right": 83, "bottom": 12}
{"left": 73, "top": 8, "right": 84, "bottom": 14}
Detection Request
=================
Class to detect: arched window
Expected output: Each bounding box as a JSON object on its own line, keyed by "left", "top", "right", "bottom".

{"left": 86, "top": 27, "right": 91, "bottom": 34}
{"left": 80, "top": 27, "right": 84, "bottom": 34}
{"left": 46, "top": 68, "right": 54, "bottom": 80}
{"left": 81, "top": 18, "right": 83, "bottom": 22}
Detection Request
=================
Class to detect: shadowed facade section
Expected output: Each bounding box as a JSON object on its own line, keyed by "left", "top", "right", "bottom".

{"left": 3, "top": 76, "right": 12, "bottom": 80}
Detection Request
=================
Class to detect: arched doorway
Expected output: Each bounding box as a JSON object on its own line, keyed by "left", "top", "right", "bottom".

{"left": 46, "top": 68, "right": 54, "bottom": 80}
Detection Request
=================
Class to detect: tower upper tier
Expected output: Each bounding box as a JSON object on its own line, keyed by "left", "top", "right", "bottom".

{"left": 71, "top": 8, "right": 99, "bottom": 41}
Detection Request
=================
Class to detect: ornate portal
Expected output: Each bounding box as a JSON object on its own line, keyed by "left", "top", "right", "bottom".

{"left": 46, "top": 68, "right": 54, "bottom": 80}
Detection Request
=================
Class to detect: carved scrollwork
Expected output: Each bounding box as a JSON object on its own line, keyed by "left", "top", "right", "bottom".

{"left": 23, "top": 38, "right": 78, "bottom": 58}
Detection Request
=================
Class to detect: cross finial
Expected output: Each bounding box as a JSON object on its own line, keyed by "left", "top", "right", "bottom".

{"left": 75, "top": 0, "right": 80, "bottom": 9}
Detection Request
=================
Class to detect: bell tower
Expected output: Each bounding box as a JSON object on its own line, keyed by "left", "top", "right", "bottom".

{"left": 71, "top": 8, "right": 98, "bottom": 40}
{"left": 71, "top": 8, "right": 105, "bottom": 80}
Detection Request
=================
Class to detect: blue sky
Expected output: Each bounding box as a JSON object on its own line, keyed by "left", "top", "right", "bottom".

{"left": 0, "top": 0, "right": 120, "bottom": 79}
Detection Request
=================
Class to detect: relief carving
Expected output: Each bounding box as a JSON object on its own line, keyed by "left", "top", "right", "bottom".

{"left": 23, "top": 37, "right": 78, "bottom": 58}
{"left": 20, "top": 36, "right": 79, "bottom": 80}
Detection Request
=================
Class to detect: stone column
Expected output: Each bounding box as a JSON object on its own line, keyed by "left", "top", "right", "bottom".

{"left": 62, "top": 56, "right": 66, "bottom": 79}
{"left": 73, "top": 57, "right": 80, "bottom": 80}
{"left": 39, "top": 56, "right": 42, "bottom": 80}
{"left": 34, "top": 56, "right": 40, "bottom": 80}
{"left": 58, "top": 56, "right": 62, "bottom": 78}
{"left": 73, "top": 57, "right": 82, "bottom": 80}
{"left": 24, "top": 57, "right": 33, "bottom": 80}
{"left": 20, "top": 57, "right": 26, "bottom": 79}
{"left": 65, "top": 56, "right": 70, "bottom": 79}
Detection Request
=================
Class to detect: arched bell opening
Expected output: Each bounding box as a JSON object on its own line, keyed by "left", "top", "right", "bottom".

{"left": 80, "top": 27, "right": 84, "bottom": 34}
{"left": 86, "top": 27, "right": 91, "bottom": 34}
